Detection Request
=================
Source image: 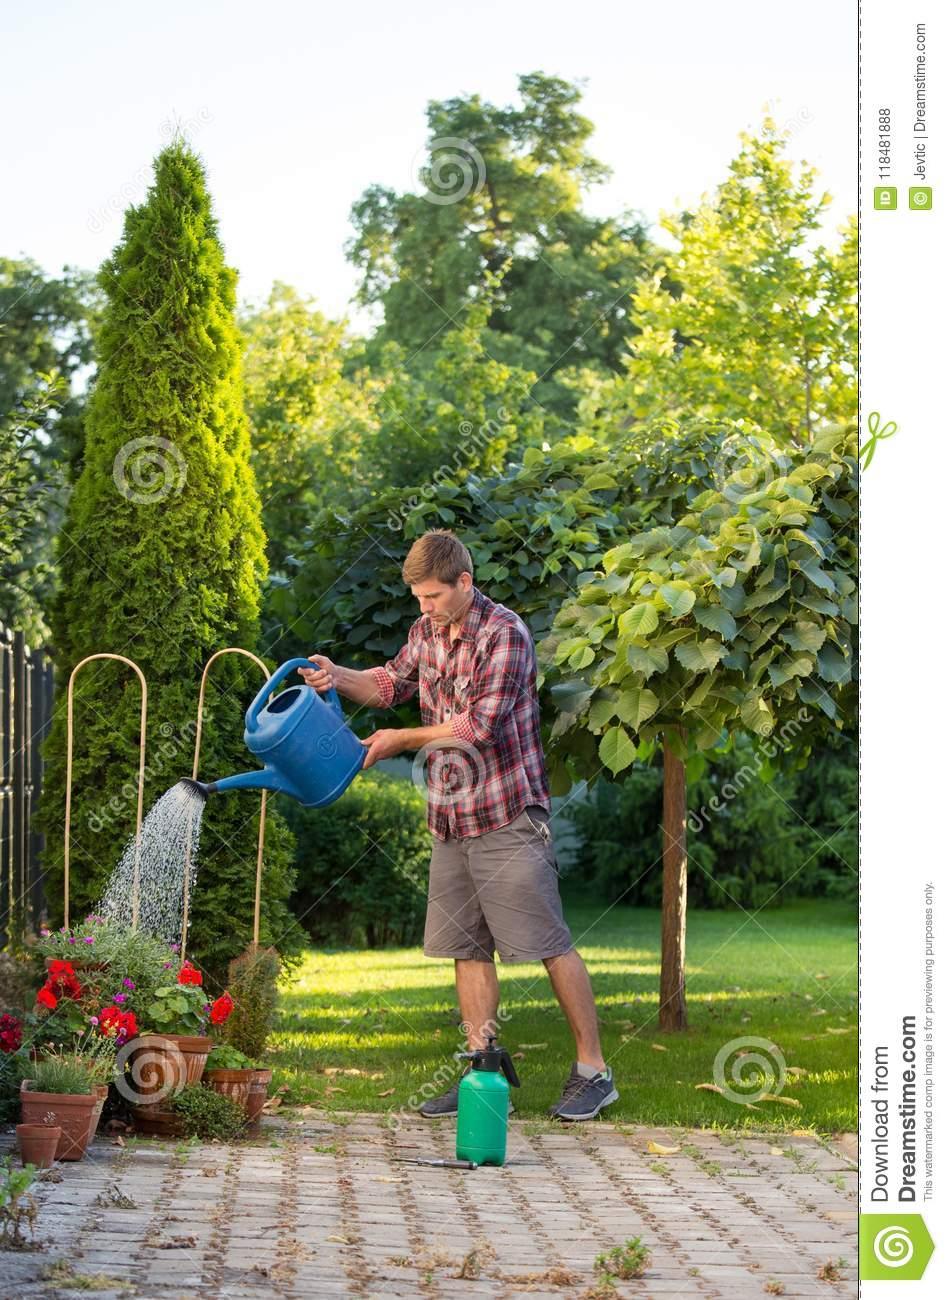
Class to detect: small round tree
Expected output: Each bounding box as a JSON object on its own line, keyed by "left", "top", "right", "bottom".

{"left": 36, "top": 140, "right": 302, "bottom": 983}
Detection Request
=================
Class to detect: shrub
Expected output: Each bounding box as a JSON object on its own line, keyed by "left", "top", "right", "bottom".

{"left": 564, "top": 735, "right": 849, "bottom": 909}
{"left": 287, "top": 771, "right": 430, "bottom": 947}
{"left": 33, "top": 139, "right": 303, "bottom": 981}
{"left": 218, "top": 945, "right": 280, "bottom": 1061}
{"left": 169, "top": 1083, "right": 246, "bottom": 1140}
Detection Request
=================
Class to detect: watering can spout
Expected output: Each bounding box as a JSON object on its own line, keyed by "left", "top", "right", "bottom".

{"left": 194, "top": 767, "right": 301, "bottom": 798}
{"left": 180, "top": 777, "right": 213, "bottom": 801}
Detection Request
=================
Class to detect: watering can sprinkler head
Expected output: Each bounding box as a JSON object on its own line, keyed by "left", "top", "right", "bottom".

{"left": 180, "top": 777, "right": 214, "bottom": 801}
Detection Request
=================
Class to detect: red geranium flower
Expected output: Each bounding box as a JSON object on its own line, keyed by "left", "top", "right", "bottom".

{"left": 36, "top": 986, "right": 58, "bottom": 1010}
{"left": 45, "top": 960, "right": 82, "bottom": 1000}
{"left": 177, "top": 961, "right": 202, "bottom": 986}
{"left": 98, "top": 1005, "right": 138, "bottom": 1043}
{"left": 47, "top": 959, "right": 75, "bottom": 978}
{"left": 209, "top": 992, "right": 234, "bottom": 1025}
{"left": 0, "top": 1013, "right": 22, "bottom": 1053}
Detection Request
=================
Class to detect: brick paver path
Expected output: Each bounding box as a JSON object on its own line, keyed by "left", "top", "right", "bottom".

{"left": 1, "top": 1110, "right": 857, "bottom": 1298}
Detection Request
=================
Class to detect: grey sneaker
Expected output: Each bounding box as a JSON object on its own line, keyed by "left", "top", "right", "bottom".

{"left": 418, "top": 1065, "right": 514, "bottom": 1119}
{"left": 549, "top": 1064, "right": 619, "bottom": 1121}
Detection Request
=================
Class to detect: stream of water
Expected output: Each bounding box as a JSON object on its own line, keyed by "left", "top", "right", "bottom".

{"left": 96, "top": 781, "right": 206, "bottom": 943}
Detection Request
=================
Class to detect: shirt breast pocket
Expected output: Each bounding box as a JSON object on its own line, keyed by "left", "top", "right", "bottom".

{"left": 453, "top": 673, "right": 472, "bottom": 711}
{"left": 419, "top": 665, "right": 441, "bottom": 711}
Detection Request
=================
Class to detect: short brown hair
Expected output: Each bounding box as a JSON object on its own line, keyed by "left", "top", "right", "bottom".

{"left": 402, "top": 529, "right": 474, "bottom": 586}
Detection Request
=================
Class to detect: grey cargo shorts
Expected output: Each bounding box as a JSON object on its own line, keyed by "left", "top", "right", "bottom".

{"left": 423, "top": 805, "right": 574, "bottom": 963}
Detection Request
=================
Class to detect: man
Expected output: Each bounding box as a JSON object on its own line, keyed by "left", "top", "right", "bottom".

{"left": 298, "top": 529, "right": 618, "bottom": 1121}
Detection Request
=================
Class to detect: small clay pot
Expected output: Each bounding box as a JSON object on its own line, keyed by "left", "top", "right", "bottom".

{"left": 205, "top": 1068, "right": 253, "bottom": 1114}
{"left": 20, "top": 1081, "right": 97, "bottom": 1161}
{"left": 16, "top": 1123, "right": 62, "bottom": 1168}
{"left": 130, "top": 1104, "right": 185, "bottom": 1138}
{"left": 245, "top": 1068, "right": 273, "bottom": 1125}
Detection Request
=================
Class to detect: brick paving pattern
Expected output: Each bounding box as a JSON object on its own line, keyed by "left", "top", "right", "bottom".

{"left": 0, "top": 1110, "right": 857, "bottom": 1298}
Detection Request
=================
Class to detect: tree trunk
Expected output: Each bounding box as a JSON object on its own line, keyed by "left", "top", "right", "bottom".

{"left": 659, "top": 727, "right": 688, "bottom": 1030}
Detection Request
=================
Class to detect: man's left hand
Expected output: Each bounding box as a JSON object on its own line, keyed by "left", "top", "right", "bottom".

{"left": 360, "top": 729, "right": 408, "bottom": 768}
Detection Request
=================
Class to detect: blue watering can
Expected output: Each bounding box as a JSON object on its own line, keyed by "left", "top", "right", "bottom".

{"left": 182, "top": 657, "right": 366, "bottom": 807}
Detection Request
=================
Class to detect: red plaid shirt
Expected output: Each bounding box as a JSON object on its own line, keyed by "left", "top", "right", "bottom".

{"left": 368, "top": 585, "right": 551, "bottom": 840}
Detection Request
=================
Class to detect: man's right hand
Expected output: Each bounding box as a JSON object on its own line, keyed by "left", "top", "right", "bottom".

{"left": 298, "top": 654, "right": 336, "bottom": 694}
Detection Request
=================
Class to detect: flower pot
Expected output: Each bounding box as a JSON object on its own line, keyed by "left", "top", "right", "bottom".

{"left": 20, "top": 1081, "right": 97, "bottom": 1161}
{"left": 124, "top": 1034, "right": 212, "bottom": 1109}
{"left": 245, "top": 1068, "right": 273, "bottom": 1125}
{"left": 43, "top": 956, "right": 109, "bottom": 973}
{"left": 16, "top": 1123, "right": 62, "bottom": 1168}
{"left": 205, "top": 1067, "right": 254, "bottom": 1113}
{"left": 86, "top": 1082, "right": 110, "bottom": 1143}
{"left": 130, "top": 1104, "right": 185, "bottom": 1138}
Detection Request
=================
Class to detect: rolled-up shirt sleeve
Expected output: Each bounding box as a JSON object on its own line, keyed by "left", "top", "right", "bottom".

{"left": 450, "top": 623, "right": 529, "bottom": 749}
{"left": 369, "top": 620, "right": 424, "bottom": 708}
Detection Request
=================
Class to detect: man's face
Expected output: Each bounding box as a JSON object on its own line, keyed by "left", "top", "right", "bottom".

{"left": 410, "top": 574, "right": 472, "bottom": 627}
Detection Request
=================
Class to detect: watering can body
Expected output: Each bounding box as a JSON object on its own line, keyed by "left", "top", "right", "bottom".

{"left": 198, "top": 658, "right": 366, "bottom": 807}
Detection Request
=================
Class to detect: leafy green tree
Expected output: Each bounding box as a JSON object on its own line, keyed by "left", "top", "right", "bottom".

{"left": 347, "top": 73, "right": 652, "bottom": 414}
{"left": 240, "top": 282, "right": 378, "bottom": 567}
{"left": 541, "top": 421, "right": 857, "bottom": 1027}
{"left": 0, "top": 260, "right": 100, "bottom": 639}
{"left": 581, "top": 120, "right": 856, "bottom": 445}
{"left": 35, "top": 140, "right": 303, "bottom": 984}
{"left": 0, "top": 366, "right": 64, "bottom": 640}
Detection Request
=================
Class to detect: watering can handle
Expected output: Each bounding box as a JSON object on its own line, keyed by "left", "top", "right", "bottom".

{"left": 246, "top": 657, "right": 343, "bottom": 730}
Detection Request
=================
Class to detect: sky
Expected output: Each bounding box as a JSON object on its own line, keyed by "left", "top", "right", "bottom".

{"left": 1, "top": 0, "right": 856, "bottom": 332}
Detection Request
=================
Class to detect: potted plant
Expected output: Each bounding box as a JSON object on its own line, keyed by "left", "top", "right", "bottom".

{"left": 205, "top": 1043, "right": 257, "bottom": 1115}
{"left": 20, "top": 1052, "right": 98, "bottom": 1160}
{"left": 16, "top": 1110, "right": 61, "bottom": 1168}
{"left": 126, "top": 962, "right": 235, "bottom": 1129}
{"left": 218, "top": 945, "right": 281, "bottom": 1123}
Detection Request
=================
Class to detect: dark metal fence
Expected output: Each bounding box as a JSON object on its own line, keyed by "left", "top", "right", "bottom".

{"left": 0, "top": 624, "right": 54, "bottom": 948}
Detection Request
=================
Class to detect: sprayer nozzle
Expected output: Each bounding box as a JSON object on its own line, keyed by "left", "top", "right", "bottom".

{"left": 180, "top": 778, "right": 213, "bottom": 800}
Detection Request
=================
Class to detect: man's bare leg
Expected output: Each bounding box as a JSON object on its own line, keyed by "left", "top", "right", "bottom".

{"left": 455, "top": 957, "right": 500, "bottom": 1049}
{"left": 543, "top": 948, "right": 606, "bottom": 1070}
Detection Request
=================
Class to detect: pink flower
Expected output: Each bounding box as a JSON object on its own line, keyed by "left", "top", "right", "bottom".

{"left": 122, "top": 978, "right": 135, "bottom": 989}
{"left": 113, "top": 993, "right": 127, "bottom": 1004}
{"left": 68, "top": 936, "right": 76, "bottom": 944}
{"left": 89, "top": 1016, "right": 99, "bottom": 1026}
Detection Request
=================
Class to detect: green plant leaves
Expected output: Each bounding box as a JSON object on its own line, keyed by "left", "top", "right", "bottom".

{"left": 675, "top": 639, "right": 727, "bottom": 673}
{"left": 694, "top": 605, "right": 738, "bottom": 640}
{"left": 599, "top": 725, "right": 637, "bottom": 775}
{"left": 657, "top": 584, "right": 696, "bottom": 618}
{"left": 618, "top": 603, "right": 659, "bottom": 637}
{"left": 615, "top": 688, "right": 660, "bottom": 730}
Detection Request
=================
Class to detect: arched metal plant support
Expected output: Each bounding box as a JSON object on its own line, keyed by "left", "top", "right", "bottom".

{"left": 64, "top": 654, "right": 148, "bottom": 929}
{"left": 186, "top": 648, "right": 271, "bottom": 963}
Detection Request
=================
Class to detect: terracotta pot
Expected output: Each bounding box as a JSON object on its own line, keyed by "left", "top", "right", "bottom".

{"left": 86, "top": 1082, "right": 110, "bottom": 1143}
{"left": 124, "top": 1034, "right": 212, "bottom": 1108}
{"left": 20, "top": 1081, "right": 97, "bottom": 1160}
{"left": 245, "top": 1068, "right": 272, "bottom": 1125}
{"left": 16, "top": 1123, "right": 62, "bottom": 1168}
{"left": 206, "top": 1068, "right": 253, "bottom": 1114}
{"left": 130, "top": 1104, "right": 185, "bottom": 1138}
{"left": 43, "top": 957, "right": 109, "bottom": 973}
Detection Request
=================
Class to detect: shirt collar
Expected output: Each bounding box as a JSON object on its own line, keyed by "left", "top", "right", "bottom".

{"left": 434, "top": 584, "right": 490, "bottom": 643}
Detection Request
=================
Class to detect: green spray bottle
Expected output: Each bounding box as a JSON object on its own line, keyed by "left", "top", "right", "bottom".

{"left": 455, "top": 1035, "right": 521, "bottom": 1166}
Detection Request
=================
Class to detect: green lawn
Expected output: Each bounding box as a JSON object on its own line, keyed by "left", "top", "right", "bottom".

{"left": 268, "top": 896, "right": 856, "bottom": 1134}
